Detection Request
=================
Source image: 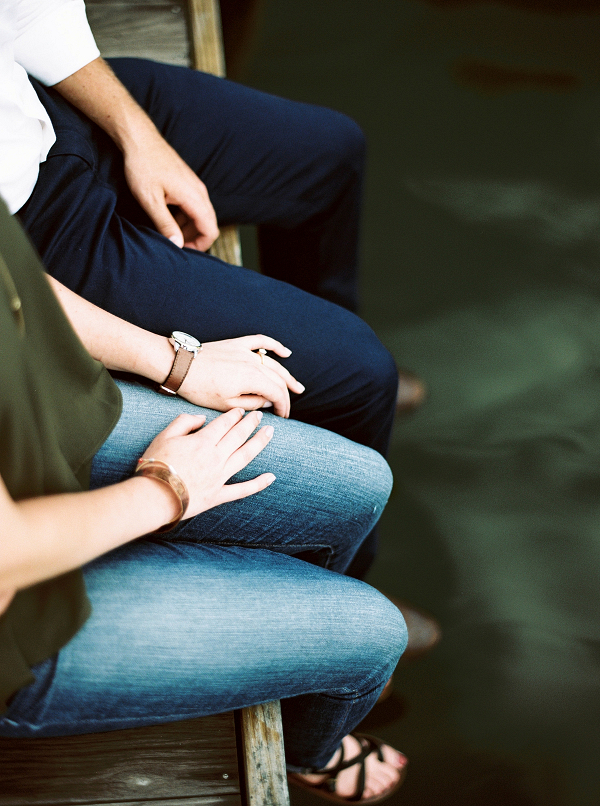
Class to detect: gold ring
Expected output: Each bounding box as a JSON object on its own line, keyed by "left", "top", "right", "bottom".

{"left": 258, "top": 348, "right": 267, "bottom": 365}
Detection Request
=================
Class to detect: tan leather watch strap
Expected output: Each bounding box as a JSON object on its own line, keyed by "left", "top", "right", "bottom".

{"left": 160, "top": 345, "right": 195, "bottom": 395}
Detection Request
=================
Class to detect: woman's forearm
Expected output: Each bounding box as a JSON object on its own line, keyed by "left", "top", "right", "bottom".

{"left": 48, "top": 275, "right": 174, "bottom": 383}
{"left": 0, "top": 408, "right": 275, "bottom": 597}
{"left": 47, "top": 275, "right": 303, "bottom": 416}
{"left": 0, "top": 473, "right": 178, "bottom": 594}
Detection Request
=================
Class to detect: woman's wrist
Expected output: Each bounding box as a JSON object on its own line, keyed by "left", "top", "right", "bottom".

{"left": 128, "top": 474, "right": 183, "bottom": 532}
{"left": 134, "top": 458, "right": 189, "bottom": 531}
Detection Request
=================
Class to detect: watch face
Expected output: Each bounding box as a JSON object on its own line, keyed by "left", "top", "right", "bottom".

{"left": 172, "top": 331, "right": 201, "bottom": 350}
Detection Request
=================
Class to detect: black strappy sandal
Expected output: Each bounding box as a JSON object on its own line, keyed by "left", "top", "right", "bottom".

{"left": 288, "top": 733, "right": 407, "bottom": 804}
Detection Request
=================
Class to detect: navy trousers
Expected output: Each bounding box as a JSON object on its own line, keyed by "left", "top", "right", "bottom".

{"left": 19, "top": 59, "right": 397, "bottom": 578}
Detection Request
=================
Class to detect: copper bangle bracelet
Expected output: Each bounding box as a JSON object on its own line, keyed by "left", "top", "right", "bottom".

{"left": 134, "top": 458, "right": 190, "bottom": 532}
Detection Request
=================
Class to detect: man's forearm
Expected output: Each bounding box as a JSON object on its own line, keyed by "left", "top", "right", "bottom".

{"left": 52, "top": 56, "right": 219, "bottom": 249}
{"left": 47, "top": 275, "right": 173, "bottom": 384}
{"left": 53, "top": 56, "right": 158, "bottom": 152}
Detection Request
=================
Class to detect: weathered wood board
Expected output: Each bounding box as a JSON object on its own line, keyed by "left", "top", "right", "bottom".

{"left": 0, "top": 713, "right": 242, "bottom": 805}
{"left": 86, "top": 0, "right": 190, "bottom": 65}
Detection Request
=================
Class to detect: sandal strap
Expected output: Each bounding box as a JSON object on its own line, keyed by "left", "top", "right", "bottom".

{"left": 318, "top": 734, "right": 386, "bottom": 801}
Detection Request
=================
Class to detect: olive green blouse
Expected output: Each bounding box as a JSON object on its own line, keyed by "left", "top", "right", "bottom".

{"left": 0, "top": 201, "right": 122, "bottom": 713}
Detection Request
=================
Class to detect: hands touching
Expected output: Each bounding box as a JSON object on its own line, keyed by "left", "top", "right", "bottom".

{"left": 138, "top": 334, "right": 302, "bottom": 529}
{"left": 139, "top": 408, "right": 276, "bottom": 520}
{"left": 177, "top": 335, "right": 305, "bottom": 418}
{"left": 123, "top": 132, "right": 219, "bottom": 251}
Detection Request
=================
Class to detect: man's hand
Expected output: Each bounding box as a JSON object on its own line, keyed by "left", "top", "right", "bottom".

{"left": 178, "top": 335, "right": 305, "bottom": 418}
{"left": 54, "top": 58, "right": 219, "bottom": 251}
{"left": 123, "top": 132, "right": 219, "bottom": 250}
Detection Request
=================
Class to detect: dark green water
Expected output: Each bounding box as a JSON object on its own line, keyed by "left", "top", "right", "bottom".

{"left": 239, "top": 2, "right": 600, "bottom": 804}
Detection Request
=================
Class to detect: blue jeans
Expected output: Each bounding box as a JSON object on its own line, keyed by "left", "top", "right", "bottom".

{"left": 20, "top": 59, "right": 400, "bottom": 578}
{"left": 0, "top": 381, "right": 406, "bottom": 771}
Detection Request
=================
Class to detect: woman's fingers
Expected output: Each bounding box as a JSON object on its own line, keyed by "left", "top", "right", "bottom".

{"left": 226, "top": 394, "right": 273, "bottom": 411}
{"left": 261, "top": 354, "right": 305, "bottom": 395}
{"left": 156, "top": 412, "right": 206, "bottom": 439}
{"left": 237, "top": 364, "right": 291, "bottom": 417}
{"left": 223, "top": 425, "right": 275, "bottom": 480}
{"left": 241, "top": 334, "right": 292, "bottom": 357}
{"left": 198, "top": 407, "right": 246, "bottom": 443}
{"left": 240, "top": 335, "right": 306, "bottom": 394}
{"left": 217, "top": 472, "right": 276, "bottom": 505}
{"left": 215, "top": 410, "right": 267, "bottom": 453}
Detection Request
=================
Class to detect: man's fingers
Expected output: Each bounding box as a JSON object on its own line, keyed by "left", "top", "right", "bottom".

{"left": 179, "top": 196, "right": 219, "bottom": 250}
{"left": 146, "top": 198, "right": 185, "bottom": 247}
{"left": 171, "top": 207, "right": 219, "bottom": 252}
{"left": 189, "top": 232, "right": 218, "bottom": 252}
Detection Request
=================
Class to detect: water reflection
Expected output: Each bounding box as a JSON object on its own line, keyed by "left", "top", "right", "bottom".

{"left": 245, "top": 1, "right": 600, "bottom": 803}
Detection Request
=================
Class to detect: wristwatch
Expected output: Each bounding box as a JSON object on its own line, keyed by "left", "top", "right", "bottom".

{"left": 159, "top": 331, "right": 202, "bottom": 395}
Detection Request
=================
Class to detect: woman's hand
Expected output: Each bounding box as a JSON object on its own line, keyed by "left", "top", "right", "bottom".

{"left": 178, "top": 335, "right": 305, "bottom": 418}
{"left": 0, "top": 411, "right": 274, "bottom": 594}
{"left": 139, "top": 408, "right": 276, "bottom": 518}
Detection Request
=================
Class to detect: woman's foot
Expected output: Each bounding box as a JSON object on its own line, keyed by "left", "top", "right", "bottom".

{"left": 289, "top": 733, "right": 407, "bottom": 803}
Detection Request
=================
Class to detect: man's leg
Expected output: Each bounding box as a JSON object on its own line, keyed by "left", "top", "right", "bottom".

{"left": 19, "top": 66, "right": 396, "bottom": 574}
{"left": 108, "top": 58, "right": 365, "bottom": 313}
{"left": 19, "top": 74, "right": 397, "bottom": 458}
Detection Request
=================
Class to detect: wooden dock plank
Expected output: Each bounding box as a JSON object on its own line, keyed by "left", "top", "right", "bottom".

{"left": 0, "top": 713, "right": 241, "bottom": 805}
{"left": 87, "top": 2, "right": 189, "bottom": 66}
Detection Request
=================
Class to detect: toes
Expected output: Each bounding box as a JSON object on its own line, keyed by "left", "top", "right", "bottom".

{"left": 381, "top": 742, "right": 408, "bottom": 769}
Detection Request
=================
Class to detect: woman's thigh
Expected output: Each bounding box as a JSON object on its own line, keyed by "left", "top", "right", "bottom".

{"left": 0, "top": 541, "right": 406, "bottom": 738}
{"left": 92, "top": 380, "right": 392, "bottom": 572}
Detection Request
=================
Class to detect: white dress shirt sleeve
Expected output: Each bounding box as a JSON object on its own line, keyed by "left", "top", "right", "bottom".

{"left": 13, "top": 0, "right": 99, "bottom": 85}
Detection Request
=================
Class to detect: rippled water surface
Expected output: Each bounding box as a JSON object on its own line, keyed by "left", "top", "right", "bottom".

{"left": 241, "top": 2, "right": 600, "bottom": 803}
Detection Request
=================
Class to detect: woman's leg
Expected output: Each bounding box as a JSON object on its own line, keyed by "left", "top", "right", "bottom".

{"left": 91, "top": 380, "right": 392, "bottom": 575}
{"left": 0, "top": 536, "right": 407, "bottom": 771}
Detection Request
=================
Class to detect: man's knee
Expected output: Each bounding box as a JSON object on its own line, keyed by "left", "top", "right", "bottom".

{"left": 320, "top": 111, "right": 366, "bottom": 182}
{"left": 333, "top": 113, "right": 366, "bottom": 175}
{"left": 339, "top": 314, "right": 398, "bottom": 405}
